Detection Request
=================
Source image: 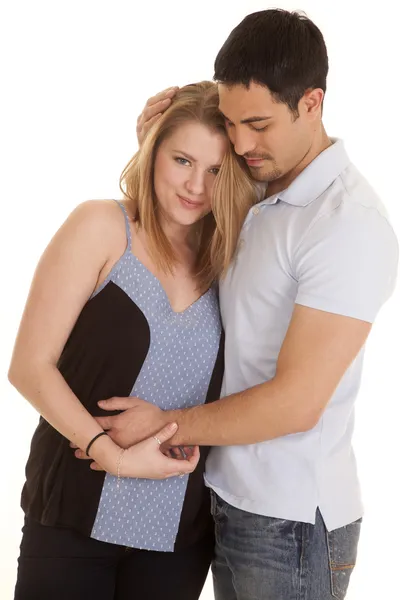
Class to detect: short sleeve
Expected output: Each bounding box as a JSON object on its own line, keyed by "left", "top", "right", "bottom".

{"left": 294, "top": 204, "right": 398, "bottom": 323}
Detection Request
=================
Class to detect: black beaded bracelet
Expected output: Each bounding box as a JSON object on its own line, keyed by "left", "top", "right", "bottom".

{"left": 86, "top": 431, "right": 108, "bottom": 457}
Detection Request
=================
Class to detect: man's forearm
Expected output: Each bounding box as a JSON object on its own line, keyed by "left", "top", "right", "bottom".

{"left": 167, "top": 377, "right": 315, "bottom": 447}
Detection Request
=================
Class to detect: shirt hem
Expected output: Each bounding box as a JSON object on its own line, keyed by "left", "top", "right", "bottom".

{"left": 205, "top": 479, "right": 364, "bottom": 531}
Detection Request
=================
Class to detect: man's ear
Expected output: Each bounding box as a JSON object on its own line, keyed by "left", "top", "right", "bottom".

{"left": 302, "top": 88, "right": 324, "bottom": 120}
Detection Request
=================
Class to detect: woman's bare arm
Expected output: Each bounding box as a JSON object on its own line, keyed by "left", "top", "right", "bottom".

{"left": 8, "top": 201, "right": 124, "bottom": 472}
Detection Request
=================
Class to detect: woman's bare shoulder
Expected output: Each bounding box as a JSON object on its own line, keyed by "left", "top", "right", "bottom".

{"left": 69, "top": 199, "right": 125, "bottom": 224}
{"left": 64, "top": 199, "right": 129, "bottom": 245}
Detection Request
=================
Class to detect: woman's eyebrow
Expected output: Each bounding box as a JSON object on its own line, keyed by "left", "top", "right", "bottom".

{"left": 171, "top": 149, "right": 197, "bottom": 161}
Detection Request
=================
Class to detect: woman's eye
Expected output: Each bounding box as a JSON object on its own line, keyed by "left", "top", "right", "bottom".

{"left": 252, "top": 125, "right": 268, "bottom": 132}
{"left": 175, "top": 157, "right": 190, "bottom": 166}
{"left": 209, "top": 167, "right": 220, "bottom": 176}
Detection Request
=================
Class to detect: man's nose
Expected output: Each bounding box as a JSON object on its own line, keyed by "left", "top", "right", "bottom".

{"left": 231, "top": 127, "right": 257, "bottom": 156}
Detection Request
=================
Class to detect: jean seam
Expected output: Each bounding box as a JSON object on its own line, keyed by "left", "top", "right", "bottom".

{"left": 298, "top": 522, "right": 307, "bottom": 600}
{"left": 325, "top": 530, "right": 340, "bottom": 600}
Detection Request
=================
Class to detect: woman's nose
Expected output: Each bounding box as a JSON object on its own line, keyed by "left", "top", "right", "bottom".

{"left": 185, "top": 170, "right": 205, "bottom": 195}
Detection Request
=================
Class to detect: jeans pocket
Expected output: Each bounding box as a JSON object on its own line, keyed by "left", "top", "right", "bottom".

{"left": 210, "top": 491, "right": 229, "bottom": 535}
{"left": 326, "top": 518, "right": 362, "bottom": 599}
{"left": 210, "top": 490, "right": 218, "bottom": 517}
{"left": 210, "top": 491, "right": 223, "bottom": 519}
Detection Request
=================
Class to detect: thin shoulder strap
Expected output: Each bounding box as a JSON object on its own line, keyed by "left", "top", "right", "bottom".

{"left": 114, "top": 200, "right": 132, "bottom": 251}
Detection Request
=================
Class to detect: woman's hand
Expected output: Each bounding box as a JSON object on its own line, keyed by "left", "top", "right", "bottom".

{"left": 74, "top": 423, "right": 200, "bottom": 479}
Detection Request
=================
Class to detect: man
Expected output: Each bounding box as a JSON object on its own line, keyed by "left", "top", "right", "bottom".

{"left": 90, "top": 10, "right": 398, "bottom": 599}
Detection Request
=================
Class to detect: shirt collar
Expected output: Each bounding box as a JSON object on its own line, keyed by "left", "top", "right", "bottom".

{"left": 256, "top": 138, "right": 350, "bottom": 208}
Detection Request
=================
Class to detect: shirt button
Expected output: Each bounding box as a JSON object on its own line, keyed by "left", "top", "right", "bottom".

{"left": 252, "top": 207, "right": 260, "bottom": 215}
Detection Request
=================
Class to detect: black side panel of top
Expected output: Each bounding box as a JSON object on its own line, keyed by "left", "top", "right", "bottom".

{"left": 21, "top": 282, "right": 151, "bottom": 536}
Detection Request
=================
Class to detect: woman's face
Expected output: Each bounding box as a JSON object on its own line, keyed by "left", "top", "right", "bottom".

{"left": 153, "top": 121, "right": 228, "bottom": 229}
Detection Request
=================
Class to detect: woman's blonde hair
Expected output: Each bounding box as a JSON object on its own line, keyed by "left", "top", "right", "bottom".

{"left": 120, "top": 81, "right": 257, "bottom": 292}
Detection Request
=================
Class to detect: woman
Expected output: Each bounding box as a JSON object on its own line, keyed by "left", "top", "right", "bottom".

{"left": 8, "top": 81, "right": 256, "bottom": 600}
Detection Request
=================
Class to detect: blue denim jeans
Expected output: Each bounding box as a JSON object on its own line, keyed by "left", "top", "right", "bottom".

{"left": 210, "top": 491, "right": 361, "bottom": 600}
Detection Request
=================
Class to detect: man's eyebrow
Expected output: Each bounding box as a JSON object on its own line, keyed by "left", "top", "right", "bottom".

{"left": 219, "top": 110, "right": 272, "bottom": 124}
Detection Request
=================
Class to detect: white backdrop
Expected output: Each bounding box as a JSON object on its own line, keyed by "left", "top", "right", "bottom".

{"left": 1, "top": 1, "right": 399, "bottom": 598}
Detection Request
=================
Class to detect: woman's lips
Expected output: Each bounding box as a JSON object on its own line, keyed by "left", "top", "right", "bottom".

{"left": 177, "top": 194, "right": 204, "bottom": 209}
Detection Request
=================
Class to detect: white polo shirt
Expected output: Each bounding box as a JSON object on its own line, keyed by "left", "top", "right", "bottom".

{"left": 205, "top": 139, "right": 398, "bottom": 531}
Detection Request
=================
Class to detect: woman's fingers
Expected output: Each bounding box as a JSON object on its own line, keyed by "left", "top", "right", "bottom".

{"left": 180, "top": 445, "right": 196, "bottom": 459}
{"left": 161, "top": 455, "right": 198, "bottom": 478}
{"left": 162, "top": 446, "right": 181, "bottom": 459}
{"left": 117, "top": 424, "right": 199, "bottom": 480}
{"left": 164, "top": 445, "right": 196, "bottom": 460}
{"left": 152, "top": 422, "right": 178, "bottom": 444}
{"left": 162, "top": 445, "right": 200, "bottom": 478}
{"left": 189, "top": 445, "right": 200, "bottom": 463}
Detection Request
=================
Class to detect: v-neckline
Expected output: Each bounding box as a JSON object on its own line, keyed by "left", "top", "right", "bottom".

{"left": 127, "top": 251, "right": 211, "bottom": 315}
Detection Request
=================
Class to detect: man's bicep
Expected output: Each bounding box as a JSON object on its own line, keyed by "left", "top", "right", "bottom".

{"left": 275, "top": 304, "right": 372, "bottom": 428}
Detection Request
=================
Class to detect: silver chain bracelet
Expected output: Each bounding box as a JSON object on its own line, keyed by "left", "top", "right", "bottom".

{"left": 116, "top": 448, "right": 126, "bottom": 489}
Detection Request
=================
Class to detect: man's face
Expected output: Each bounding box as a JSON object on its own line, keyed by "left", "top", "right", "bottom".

{"left": 218, "top": 82, "right": 317, "bottom": 185}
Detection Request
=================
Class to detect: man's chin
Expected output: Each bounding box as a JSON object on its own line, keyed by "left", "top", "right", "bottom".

{"left": 249, "top": 169, "right": 271, "bottom": 182}
{"left": 249, "top": 167, "right": 282, "bottom": 183}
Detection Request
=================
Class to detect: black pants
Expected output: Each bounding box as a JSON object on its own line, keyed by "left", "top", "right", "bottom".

{"left": 14, "top": 518, "right": 214, "bottom": 600}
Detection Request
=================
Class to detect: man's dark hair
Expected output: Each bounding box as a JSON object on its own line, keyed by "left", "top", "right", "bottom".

{"left": 214, "top": 9, "right": 329, "bottom": 115}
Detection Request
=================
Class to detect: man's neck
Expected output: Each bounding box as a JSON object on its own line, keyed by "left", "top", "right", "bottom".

{"left": 265, "top": 127, "right": 332, "bottom": 198}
